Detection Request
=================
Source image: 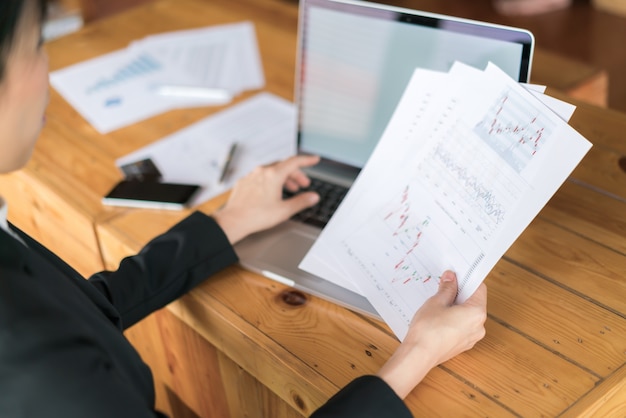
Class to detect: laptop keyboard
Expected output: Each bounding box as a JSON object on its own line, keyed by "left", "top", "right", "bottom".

{"left": 283, "top": 177, "right": 349, "bottom": 228}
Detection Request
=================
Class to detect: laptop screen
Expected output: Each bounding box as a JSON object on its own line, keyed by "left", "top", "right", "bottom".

{"left": 296, "top": 0, "right": 534, "bottom": 170}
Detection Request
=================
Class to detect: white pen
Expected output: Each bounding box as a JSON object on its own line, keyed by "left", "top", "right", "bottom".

{"left": 153, "top": 84, "right": 233, "bottom": 104}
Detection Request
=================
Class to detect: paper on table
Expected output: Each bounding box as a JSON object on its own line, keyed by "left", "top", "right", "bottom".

{"left": 117, "top": 92, "right": 297, "bottom": 206}
{"left": 301, "top": 61, "right": 591, "bottom": 340}
{"left": 129, "top": 22, "right": 264, "bottom": 100}
{"left": 50, "top": 22, "right": 264, "bottom": 133}
{"left": 50, "top": 48, "right": 172, "bottom": 133}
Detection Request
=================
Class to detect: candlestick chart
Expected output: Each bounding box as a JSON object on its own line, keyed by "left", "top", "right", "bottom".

{"left": 343, "top": 181, "right": 483, "bottom": 320}
{"left": 474, "top": 88, "right": 556, "bottom": 173}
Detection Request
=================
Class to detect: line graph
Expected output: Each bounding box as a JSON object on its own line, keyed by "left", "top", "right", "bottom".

{"left": 474, "top": 88, "right": 556, "bottom": 172}
{"left": 430, "top": 142, "right": 506, "bottom": 226}
{"left": 416, "top": 117, "right": 524, "bottom": 243}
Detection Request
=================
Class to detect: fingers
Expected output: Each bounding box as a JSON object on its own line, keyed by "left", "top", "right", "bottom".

{"left": 430, "top": 271, "right": 487, "bottom": 346}
{"left": 284, "top": 176, "right": 309, "bottom": 192}
{"left": 215, "top": 155, "right": 322, "bottom": 244}
{"left": 435, "top": 270, "right": 459, "bottom": 306}
{"left": 279, "top": 154, "right": 320, "bottom": 193}
{"left": 459, "top": 282, "right": 488, "bottom": 345}
{"left": 436, "top": 270, "right": 487, "bottom": 310}
{"left": 266, "top": 154, "right": 320, "bottom": 192}
{"left": 465, "top": 282, "right": 488, "bottom": 309}
{"left": 283, "top": 191, "right": 320, "bottom": 216}
{"left": 275, "top": 154, "right": 320, "bottom": 180}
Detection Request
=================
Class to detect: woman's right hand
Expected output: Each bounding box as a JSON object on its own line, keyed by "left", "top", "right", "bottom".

{"left": 377, "top": 270, "right": 487, "bottom": 399}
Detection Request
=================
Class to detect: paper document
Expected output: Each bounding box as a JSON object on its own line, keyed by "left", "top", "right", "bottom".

{"left": 117, "top": 92, "right": 296, "bottom": 206}
{"left": 299, "top": 73, "right": 576, "bottom": 297}
{"left": 301, "top": 62, "right": 592, "bottom": 340}
{"left": 50, "top": 22, "right": 264, "bottom": 133}
{"left": 128, "top": 23, "right": 264, "bottom": 98}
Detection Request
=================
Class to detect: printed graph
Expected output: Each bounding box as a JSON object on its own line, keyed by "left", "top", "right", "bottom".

{"left": 86, "top": 54, "right": 162, "bottom": 95}
{"left": 416, "top": 118, "right": 524, "bottom": 243}
{"left": 343, "top": 183, "right": 483, "bottom": 324}
{"left": 381, "top": 186, "right": 435, "bottom": 288}
{"left": 474, "top": 88, "right": 556, "bottom": 172}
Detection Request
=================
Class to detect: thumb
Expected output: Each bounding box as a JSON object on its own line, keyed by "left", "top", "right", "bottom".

{"left": 283, "top": 192, "right": 319, "bottom": 217}
{"left": 436, "top": 270, "right": 459, "bottom": 306}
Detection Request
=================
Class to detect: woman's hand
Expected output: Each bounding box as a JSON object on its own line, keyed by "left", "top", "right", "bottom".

{"left": 377, "top": 271, "right": 487, "bottom": 399}
{"left": 212, "top": 154, "right": 321, "bottom": 244}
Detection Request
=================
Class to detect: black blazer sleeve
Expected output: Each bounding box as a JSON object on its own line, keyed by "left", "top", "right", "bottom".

{"left": 311, "top": 375, "right": 413, "bottom": 417}
{"left": 88, "top": 211, "right": 238, "bottom": 329}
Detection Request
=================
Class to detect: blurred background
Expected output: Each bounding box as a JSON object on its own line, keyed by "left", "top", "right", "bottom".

{"left": 45, "top": 0, "right": 626, "bottom": 113}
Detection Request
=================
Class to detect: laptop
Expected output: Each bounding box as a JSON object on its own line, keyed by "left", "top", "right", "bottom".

{"left": 234, "top": 0, "right": 534, "bottom": 318}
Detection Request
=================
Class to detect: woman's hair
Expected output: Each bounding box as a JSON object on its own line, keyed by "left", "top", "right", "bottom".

{"left": 0, "top": 0, "right": 47, "bottom": 81}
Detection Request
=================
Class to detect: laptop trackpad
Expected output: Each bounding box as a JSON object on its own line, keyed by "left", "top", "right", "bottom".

{"left": 254, "top": 229, "right": 315, "bottom": 268}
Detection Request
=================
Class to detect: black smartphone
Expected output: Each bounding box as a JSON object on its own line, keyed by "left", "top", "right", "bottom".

{"left": 102, "top": 180, "right": 201, "bottom": 210}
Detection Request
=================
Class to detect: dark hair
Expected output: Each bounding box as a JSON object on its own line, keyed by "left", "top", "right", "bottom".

{"left": 0, "top": 0, "right": 47, "bottom": 81}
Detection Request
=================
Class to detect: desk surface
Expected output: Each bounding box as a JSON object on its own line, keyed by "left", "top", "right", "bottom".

{"left": 8, "top": 0, "right": 626, "bottom": 416}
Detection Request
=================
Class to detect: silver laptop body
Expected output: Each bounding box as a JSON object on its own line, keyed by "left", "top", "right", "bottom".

{"left": 235, "top": 0, "right": 535, "bottom": 318}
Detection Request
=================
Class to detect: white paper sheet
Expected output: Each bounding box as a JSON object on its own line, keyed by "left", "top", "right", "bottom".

{"left": 301, "top": 62, "right": 591, "bottom": 340}
{"left": 301, "top": 66, "right": 578, "bottom": 297}
{"left": 50, "top": 22, "right": 264, "bottom": 133}
{"left": 117, "top": 92, "right": 296, "bottom": 206}
{"left": 128, "top": 22, "right": 264, "bottom": 99}
{"left": 299, "top": 68, "right": 449, "bottom": 295}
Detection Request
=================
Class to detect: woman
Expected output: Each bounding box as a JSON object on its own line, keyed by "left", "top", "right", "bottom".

{"left": 0, "top": 0, "right": 487, "bottom": 416}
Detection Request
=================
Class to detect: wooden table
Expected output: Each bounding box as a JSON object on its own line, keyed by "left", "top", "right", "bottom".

{"left": 3, "top": 0, "right": 626, "bottom": 416}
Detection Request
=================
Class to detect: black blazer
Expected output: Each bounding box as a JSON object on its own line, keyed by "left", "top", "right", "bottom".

{"left": 0, "top": 211, "right": 410, "bottom": 417}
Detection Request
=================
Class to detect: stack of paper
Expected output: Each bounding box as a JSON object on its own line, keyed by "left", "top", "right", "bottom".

{"left": 300, "top": 62, "right": 592, "bottom": 341}
{"left": 50, "top": 22, "right": 264, "bottom": 133}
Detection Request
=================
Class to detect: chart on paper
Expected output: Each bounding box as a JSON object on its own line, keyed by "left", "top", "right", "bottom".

{"left": 303, "top": 62, "right": 592, "bottom": 341}
{"left": 342, "top": 182, "right": 485, "bottom": 326}
{"left": 340, "top": 90, "right": 545, "bottom": 324}
{"left": 85, "top": 54, "right": 163, "bottom": 95}
{"left": 419, "top": 128, "right": 524, "bottom": 242}
{"left": 474, "top": 87, "right": 557, "bottom": 173}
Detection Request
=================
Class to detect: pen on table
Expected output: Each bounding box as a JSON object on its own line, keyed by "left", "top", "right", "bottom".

{"left": 219, "top": 142, "right": 239, "bottom": 184}
{"left": 153, "top": 84, "right": 233, "bottom": 105}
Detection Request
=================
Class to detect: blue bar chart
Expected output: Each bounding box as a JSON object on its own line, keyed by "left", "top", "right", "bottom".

{"left": 86, "top": 54, "right": 162, "bottom": 95}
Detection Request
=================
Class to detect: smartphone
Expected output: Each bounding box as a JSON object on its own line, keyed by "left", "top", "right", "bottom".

{"left": 102, "top": 180, "right": 201, "bottom": 210}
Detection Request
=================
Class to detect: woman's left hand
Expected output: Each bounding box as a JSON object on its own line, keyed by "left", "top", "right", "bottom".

{"left": 212, "top": 154, "right": 320, "bottom": 244}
